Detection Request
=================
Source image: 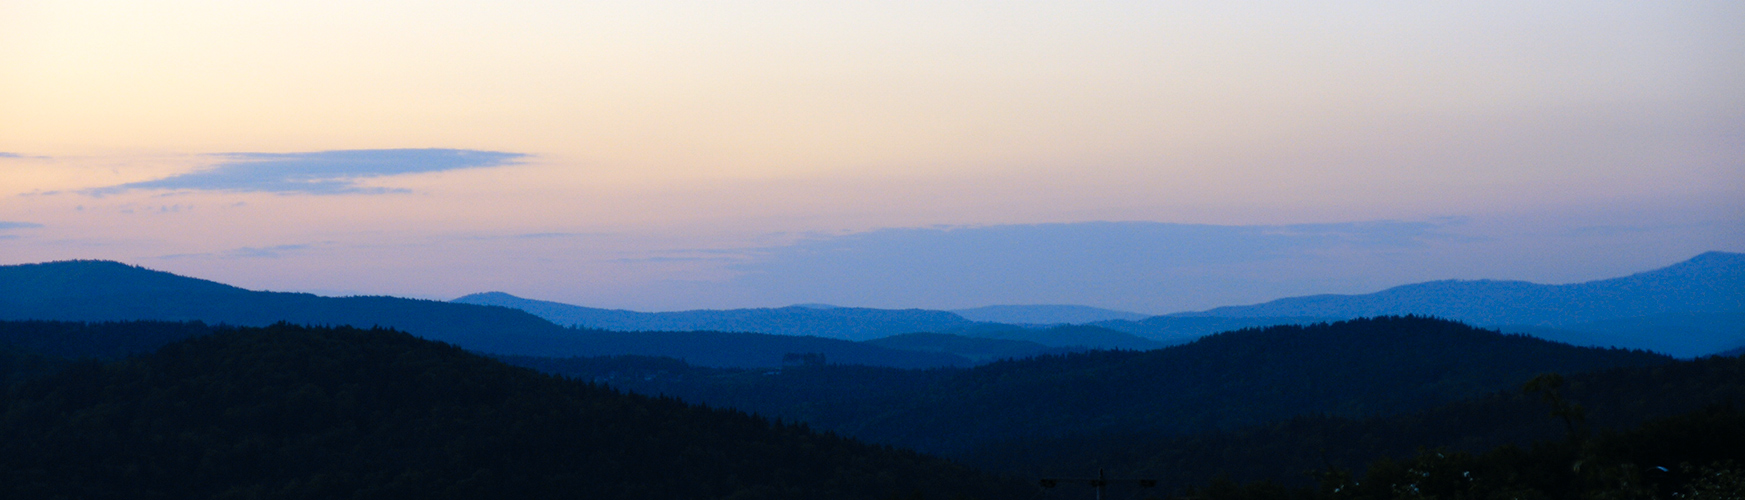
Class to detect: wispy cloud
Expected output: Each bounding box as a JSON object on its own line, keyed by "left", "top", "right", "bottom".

{"left": 88, "top": 149, "right": 525, "bottom": 195}
{"left": 0, "top": 152, "right": 21, "bottom": 158}
{"left": 160, "top": 244, "right": 316, "bottom": 260}
{"left": 0, "top": 221, "right": 44, "bottom": 230}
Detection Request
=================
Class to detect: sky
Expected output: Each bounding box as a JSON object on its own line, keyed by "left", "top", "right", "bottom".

{"left": 3, "top": 1, "right": 1742, "bottom": 313}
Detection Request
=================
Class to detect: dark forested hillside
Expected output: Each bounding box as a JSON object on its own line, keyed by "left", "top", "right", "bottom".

{"left": 555, "top": 329, "right": 973, "bottom": 368}
{"left": 0, "top": 320, "right": 220, "bottom": 360}
{"left": 862, "top": 332, "right": 1072, "bottom": 363}
{"left": 1164, "top": 404, "right": 1745, "bottom": 499}
{"left": 510, "top": 317, "right": 1672, "bottom": 456}
{"left": 0, "top": 324, "right": 1028, "bottom": 499}
{"left": 0, "top": 320, "right": 225, "bottom": 388}
{"left": 964, "top": 351, "right": 1745, "bottom": 493}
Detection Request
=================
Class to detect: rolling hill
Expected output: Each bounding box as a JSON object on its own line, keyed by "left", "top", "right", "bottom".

{"left": 510, "top": 317, "right": 1673, "bottom": 456}
{"left": 0, "top": 323, "right": 1027, "bottom": 499}
{"left": 1176, "top": 251, "right": 1745, "bottom": 357}
{"left": 0, "top": 260, "right": 578, "bottom": 356}
{"left": 0, "top": 262, "right": 974, "bottom": 368}
{"left": 966, "top": 349, "right": 1745, "bottom": 492}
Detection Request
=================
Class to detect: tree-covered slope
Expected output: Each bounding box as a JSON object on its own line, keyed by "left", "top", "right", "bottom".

{"left": 512, "top": 317, "right": 1672, "bottom": 456}
{"left": 0, "top": 324, "right": 1028, "bottom": 499}
{"left": 1170, "top": 404, "right": 1745, "bottom": 499}
{"left": 964, "top": 351, "right": 1745, "bottom": 493}
{"left": 0, "top": 320, "right": 221, "bottom": 360}
{"left": 862, "top": 332, "right": 1071, "bottom": 363}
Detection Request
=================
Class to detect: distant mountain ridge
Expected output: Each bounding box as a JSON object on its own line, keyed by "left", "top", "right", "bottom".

{"left": 457, "top": 291, "right": 1169, "bottom": 351}
{"left": 454, "top": 292, "right": 974, "bottom": 341}
{"left": 0, "top": 261, "right": 578, "bottom": 356}
{"left": 8, "top": 252, "right": 1740, "bottom": 360}
{"left": 1088, "top": 315, "right": 1336, "bottom": 344}
{"left": 1176, "top": 251, "right": 1745, "bottom": 357}
{"left": 950, "top": 304, "right": 1150, "bottom": 324}
{"left": 0, "top": 262, "right": 972, "bottom": 368}
{"left": 1185, "top": 251, "right": 1743, "bottom": 323}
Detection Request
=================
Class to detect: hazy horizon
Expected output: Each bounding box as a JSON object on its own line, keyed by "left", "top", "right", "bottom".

{"left": 5, "top": 1, "right": 1741, "bottom": 312}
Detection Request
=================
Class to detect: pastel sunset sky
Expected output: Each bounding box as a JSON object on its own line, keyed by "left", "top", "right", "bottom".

{"left": 3, "top": 1, "right": 1741, "bottom": 313}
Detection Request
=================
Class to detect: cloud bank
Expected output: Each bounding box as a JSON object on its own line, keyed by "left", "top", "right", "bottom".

{"left": 0, "top": 222, "right": 44, "bottom": 230}
{"left": 90, "top": 149, "right": 525, "bottom": 195}
{"left": 707, "top": 220, "right": 1463, "bottom": 312}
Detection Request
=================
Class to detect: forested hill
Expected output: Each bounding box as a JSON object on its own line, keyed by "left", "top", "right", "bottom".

{"left": 0, "top": 323, "right": 1029, "bottom": 499}
{"left": 966, "top": 350, "right": 1745, "bottom": 493}
{"left": 0, "top": 260, "right": 578, "bottom": 356}
{"left": 512, "top": 316, "right": 1672, "bottom": 456}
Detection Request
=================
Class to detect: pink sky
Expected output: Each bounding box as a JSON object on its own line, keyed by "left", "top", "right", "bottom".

{"left": 3, "top": 1, "right": 1741, "bottom": 311}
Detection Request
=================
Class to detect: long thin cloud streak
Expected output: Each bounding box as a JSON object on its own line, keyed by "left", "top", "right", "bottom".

{"left": 87, "top": 149, "right": 526, "bottom": 195}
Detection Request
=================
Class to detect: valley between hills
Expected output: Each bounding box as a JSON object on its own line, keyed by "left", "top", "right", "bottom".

{"left": 0, "top": 252, "right": 1740, "bottom": 498}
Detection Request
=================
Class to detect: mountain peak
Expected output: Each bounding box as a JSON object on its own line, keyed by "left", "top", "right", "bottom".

{"left": 1658, "top": 251, "right": 1745, "bottom": 274}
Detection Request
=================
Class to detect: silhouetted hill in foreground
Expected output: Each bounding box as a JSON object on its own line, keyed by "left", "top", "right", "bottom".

{"left": 0, "top": 324, "right": 1028, "bottom": 499}
{"left": 511, "top": 317, "right": 1672, "bottom": 456}
{"left": 1179, "top": 252, "right": 1745, "bottom": 357}
{"left": 1157, "top": 405, "right": 1745, "bottom": 499}
{"left": 965, "top": 351, "right": 1745, "bottom": 494}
